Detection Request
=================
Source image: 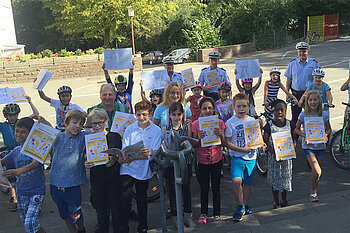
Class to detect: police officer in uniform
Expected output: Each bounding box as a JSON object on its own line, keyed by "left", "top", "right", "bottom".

{"left": 163, "top": 57, "right": 183, "bottom": 85}
{"left": 285, "top": 41, "right": 320, "bottom": 126}
{"left": 198, "top": 51, "right": 230, "bottom": 101}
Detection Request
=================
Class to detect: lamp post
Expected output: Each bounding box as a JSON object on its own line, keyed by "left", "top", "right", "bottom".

{"left": 127, "top": 6, "right": 135, "bottom": 55}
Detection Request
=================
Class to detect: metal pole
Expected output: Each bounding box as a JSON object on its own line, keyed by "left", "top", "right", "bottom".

{"left": 158, "top": 170, "right": 168, "bottom": 232}
{"left": 173, "top": 160, "right": 184, "bottom": 233}
{"left": 131, "top": 16, "right": 135, "bottom": 55}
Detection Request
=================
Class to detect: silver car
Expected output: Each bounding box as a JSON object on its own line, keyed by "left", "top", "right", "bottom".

{"left": 163, "top": 48, "right": 191, "bottom": 64}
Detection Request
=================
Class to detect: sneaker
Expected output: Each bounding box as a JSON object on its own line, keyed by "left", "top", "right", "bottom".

{"left": 9, "top": 197, "right": 17, "bottom": 212}
{"left": 273, "top": 202, "right": 279, "bottom": 209}
{"left": 198, "top": 214, "right": 208, "bottom": 225}
{"left": 280, "top": 200, "right": 288, "bottom": 207}
{"left": 310, "top": 194, "right": 319, "bottom": 202}
{"left": 213, "top": 215, "right": 221, "bottom": 221}
{"left": 244, "top": 205, "right": 253, "bottom": 215}
{"left": 233, "top": 205, "right": 245, "bottom": 222}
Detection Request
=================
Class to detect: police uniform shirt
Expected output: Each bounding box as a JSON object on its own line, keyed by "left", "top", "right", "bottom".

{"left": 170, "top": 72, "right": 183, "bottom": 85}
{"left": 284, "top": 57, "right": 320, "bottom": 91}
{"left": 198, "top": 67, "right": 230, "bottom": 93}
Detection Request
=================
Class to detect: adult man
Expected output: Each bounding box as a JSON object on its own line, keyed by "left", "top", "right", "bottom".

{"left": 198, "top": 51, "right": 230, "bottom": 101}
{"left": 87, "top": 83, "right": 129, "bottom": 131}
{"left": 285, "top": 42, "right": 320, "bottom": 125}
{"left": 163, "top": 57, "right": 183, "bottom": 85}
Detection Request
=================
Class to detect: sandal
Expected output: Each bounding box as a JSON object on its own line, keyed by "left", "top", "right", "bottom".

{"left": 310, "top": 194, "right": 319, "bottom": 202}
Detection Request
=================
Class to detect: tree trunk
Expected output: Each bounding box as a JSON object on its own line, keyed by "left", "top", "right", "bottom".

{"left": 104, "top": 27, "right": 111, "bottom": 48}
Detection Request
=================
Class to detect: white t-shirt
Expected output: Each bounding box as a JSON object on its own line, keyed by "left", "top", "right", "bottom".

{"left": 50, "top": 99, "right": 84, "bottom": 130}
{"left": 348, "top": 83, "right": 350, "bottom": 104}
{"left": 225, "top": 115, "right": 257, "bottom": 160}
{"left": 120, "top": 121, "right": 161, "bottom": 180}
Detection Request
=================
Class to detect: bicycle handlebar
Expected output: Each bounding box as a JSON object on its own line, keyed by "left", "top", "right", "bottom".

{"left": 342, "top": 102, "right": 350, "bottom": 107}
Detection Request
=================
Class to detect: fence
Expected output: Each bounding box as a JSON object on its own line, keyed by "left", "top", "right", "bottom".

{"left": 307, "top": 13, "right": 339, "bottom": 43}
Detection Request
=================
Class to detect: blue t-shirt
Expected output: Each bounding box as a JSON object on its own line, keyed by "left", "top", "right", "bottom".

{"left": 307, "top": 82, "right": 331, "bottom": 110}
{"left": 153, "top": 104, "right": 192, "bottom": 129}
{"left": 0, "top": 122, "right": 19, "bottom": 147}
{"left": 4, "top": 146, "right": 45, "bottom": 196}
{"left": 298, "top": 111, "right": 329, "bottom": 150}
{"left": 50, "top": 131, "right": 91, "bottom": 188}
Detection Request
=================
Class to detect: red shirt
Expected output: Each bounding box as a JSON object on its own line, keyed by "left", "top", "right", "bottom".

{"left": 192, "top": 119, "right": 226, "bottom": 165}
{"left": 188, "top": 95, "right": 203, "bottom": 122}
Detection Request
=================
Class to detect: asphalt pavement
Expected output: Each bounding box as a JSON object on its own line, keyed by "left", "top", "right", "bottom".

{"left": 1, "top": 37, "right": 350, "bottom": 232}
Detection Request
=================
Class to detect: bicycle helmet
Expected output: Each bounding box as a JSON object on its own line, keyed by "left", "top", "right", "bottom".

{"left": 3, "top": 104, "right": 20, "bottom": 115}
{"left": 114, "top": 75, "right": 127, "bottom": 85}
{"left": 269, "top": 67, "right": 281, "bottom": 75}
{"left": 312, "top": 68, "right": 325, "bottom": 77}
{"left": 57, "top": 86, "right": 72, "bottom": 95}
{"left": 295, "top": 41, "right": 310, "bottom": 50}
{"left": 242, "top": 78, "right": 253, "bottom": 83}
{"left": 218, "top": 82, "right": 231, "bottom": 91}
{"left": 149, "top": 89, "right": 163, "bottom": 98}
{"left": 192, "top": 81, "right": 203, "bottom": 89}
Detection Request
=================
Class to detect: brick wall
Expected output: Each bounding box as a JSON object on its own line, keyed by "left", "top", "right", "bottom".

{"left": 198, "top": 42, "right": 257, "bottom": 62}
{"left": 0, "top": 54, "right": 143, "bottom": 84}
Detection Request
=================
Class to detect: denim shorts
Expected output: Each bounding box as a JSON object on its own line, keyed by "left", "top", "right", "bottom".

{"left": 17, "top": 194, "right": 44, "bottom": 233}
{"left": 50, "top": 185, "right": 83, "bottom": 223}
{"left": 304, "top": 149, "right": 325, "bottom": 159}
{"left": 230, "top": 156, "right": 256, "bottom": 185}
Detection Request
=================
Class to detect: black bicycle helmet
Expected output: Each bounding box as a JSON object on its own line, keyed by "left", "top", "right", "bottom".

{"left": 57, "top": 85, "right": 72, "bottom": 95}
{"left": 114, "top": 75, "right": 127, "bottom": 85}
{"left": 3, "top": 104, "right": 21, "bottom": 115}
{"left": 218, "top": 82, "right": 231, "bottom": 91}
{"left": 149, "top": 89, "right": 163, "bottom": 98}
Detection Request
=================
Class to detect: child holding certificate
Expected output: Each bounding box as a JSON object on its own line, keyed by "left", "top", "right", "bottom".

{"left": 225, "top": 93, "right": 266, "bottom": 222}
{"left": 295, "top": 91, "right": 331, "bottom": 202}
{"left": 262, "top": 99, "right": 296, "bottom": 209}
{"left": 192, "top": 97, "right": 226, "bottom": 224}
{"left": 84, "top": 109, "right": 122, "bottom": 233}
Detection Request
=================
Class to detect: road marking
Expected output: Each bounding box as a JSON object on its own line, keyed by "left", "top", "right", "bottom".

{"left": 330, "top": 115, "right": 344, "bottom": 121}
{"left": 327, "top": 77, "right": 349, "bottom": 84}
{"left": 74, "top": 93, "right": 99, "bottom": 97}
{"left": 281, "top": 51, "right": 290, "bottom": 59}
{"left": 322, "top": 60, "right": 348, "bottom": 68}
{"left": 73, "top": 84, "right": 96, "bottom": 91}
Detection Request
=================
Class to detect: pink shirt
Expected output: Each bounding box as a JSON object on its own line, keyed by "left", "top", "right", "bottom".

{"left": 192, "top": 119, "right": 226, "bottom": 165}
{"left": 188, "top": 95, "right": 203, "bottom": 123}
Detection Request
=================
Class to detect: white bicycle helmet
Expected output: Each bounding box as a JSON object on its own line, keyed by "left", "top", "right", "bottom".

{"left": 269, "top": 67, "right": 281, "bottom": 75}
{"left": 312, "top": 68, "right": 325, "bottom": 77}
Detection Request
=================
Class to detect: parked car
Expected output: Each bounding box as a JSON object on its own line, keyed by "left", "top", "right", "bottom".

{"left": 142, "top": 51, "right": 163, "bottom": 65}
{"left": 163, "top": 48, "right": 191, "bottom": 64}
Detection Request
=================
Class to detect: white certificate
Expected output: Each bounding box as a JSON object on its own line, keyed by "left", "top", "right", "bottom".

{"left": 0, "top": 87, "right": 27, "bottom": 104}
{"left": 141, "top": 70, "right": 170, "bottom": 91}
{"left": 104, "top": 48, "right": 133, "bottom": 70}
{"left": 85, "top": 132, "right": 109, "bottom": 166}
{"left": 305, "top": 117, "right": 327, "bottom": 144}
{"left": 271, "top": 131, "right": 296, "bottom": 161}
{"left": 198, "top": 115, "right": 221, "bottom": 147}
{"left": 181, "top": 68, "right": 195, "bottom": 90}
{"left": 235, "top": 59, "right": 262, "bottom": 79}
{"left": 33, "top": 69, "right": 52, "bottom": 91}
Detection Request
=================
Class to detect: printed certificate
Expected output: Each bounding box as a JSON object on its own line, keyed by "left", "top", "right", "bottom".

{"left": 204, "top": 70, "right": 220, "bottom": 86}
{"left": 21, "top": 122, "right": 59, "bottom": 164}
{"left": 85, "top": 132, "right": 109, "bottom": 166}
{"left": 141, "top": 70, "right": 170, "bottom": 91}
{"left": 198, "top": 115, "right": 221, "bottom": 147}
{"left": 104, "top": 48, "right": 133, "bottom": 70}
{"left": 181, "top": 68, "right": 195, "bottom": 90}
{"left": 0, "top": 87, "right": 27, "bottom": 104}
{"left": 271, "top": 131, "right": 296, "bottom": 161}
{"left": 235, "top": 59, "right": 262, "bottom": 79}
{"left": 110, "top": 112, "right": 136, "bottom": 136}
{"left": 244, "top": 119, "right": 264, "bottom": 149}
{"left": 0, "top": 165, "right": 12, "bottom": 189}
{"left": 33, "top": 69, "right": 52, "bottom": 91}
{"left": 305, "top": 117, "right": 327, "bottom": 144}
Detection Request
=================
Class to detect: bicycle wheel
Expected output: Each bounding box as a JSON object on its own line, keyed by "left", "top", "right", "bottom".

{"left": 131, "top": 173, "right": 161, "bottom": 202}
{"left": 313, "top": 35, "right": 321, "bottom": 44}
{"left": 256, "top": 148, "right": 268, "bottom": 176}
{"left": 330, "top": 130, "right": 350, "bottom": 170}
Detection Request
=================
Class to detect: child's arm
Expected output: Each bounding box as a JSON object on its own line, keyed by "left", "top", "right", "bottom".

{"left": 234, "top": 69, "right": 244, "bottom": 92}
{"left": 340, "top": 77, "right": 350, "bottom": 91}
{"left": 326, "top": 90, "right": 334, "bottom": 107}
{"left": 214, "top": 127, "right": 225, "bottom": 146}
{"left": 263, "top": 81, "right": 269, "bottom": 106}
{"left": 252, "top": 76, "right": 262, "bottom": 93}
{"left": 25, "top": 95, "right": 39, "bottom": 115}
{"left": 325, "top": 120, "right": 332, "bottom": 137}
{"left": 29, "top": 114, "right": 52, "bottom": 127}
{"left": 225, "top": 137, "right": 254, "bottom": 153}
{"left": 280, "top": 83, "right": 298, "bottom": 104}
{"left": 140, "top": 80, "right": 147, "bottom": 102}
{"left": 3, "top": 160, "right": 40, "bottom": 178}
{"left": 126, "top": 68, "right": 134, "bottom": 95}
{"left": 262, "top": 126, "right": 274, "bottom": 153}
{"left": 0, "top": 158, "right": 6, "bottom": 166}
{"left": 298, "top": 88, "right": 310, "bottom": 107}
{"left": 102, "top": 63, "right": 114, "bottom": 86}
{"left": 185, "top": 118, "right": 192, "bottom": 137}
{"left": 294, "top": 119, "right": 305, "bottom": 138}
{"left": 38, "top": 90, "right": 51, "bottom": 103}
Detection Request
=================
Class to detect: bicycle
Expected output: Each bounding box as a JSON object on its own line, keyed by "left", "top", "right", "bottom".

{"left": 330, "top": 102, "right": 350, "bottom": 170}
{"left": 302, "top": 31, "right": 321, "bottom": 44}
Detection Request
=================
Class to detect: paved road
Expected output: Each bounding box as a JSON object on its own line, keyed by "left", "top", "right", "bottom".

{"left": 0, "top": 38, "right": 349, "bottom": 232}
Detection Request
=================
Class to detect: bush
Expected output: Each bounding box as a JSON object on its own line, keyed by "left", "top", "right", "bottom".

{"left": 86, "top": 49, "right": 95, "bottom": 55}
{"left": 94, "top": 47, "right": 104, "bottom": 54}
{"left": 19, "top": 54, "right": 31, "bottom": 62}
{"left": 60, "top": 49, "right": 74, "bottom": 57}
{"left": 74, "top": 49, "right": 83, "bottom": 56}
{"left": 41, "top": 49, "right": 53, "bottom": 58}
{"left": 29, "top": 53, "right": 37, "bottom": 59}
{"left": 37, "top": 53, "right": 43, "bottom": 59}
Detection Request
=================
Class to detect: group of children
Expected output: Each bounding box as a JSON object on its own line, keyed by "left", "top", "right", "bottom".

{"left": 0, "top": 64, "right": 349, "bottom": 233}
